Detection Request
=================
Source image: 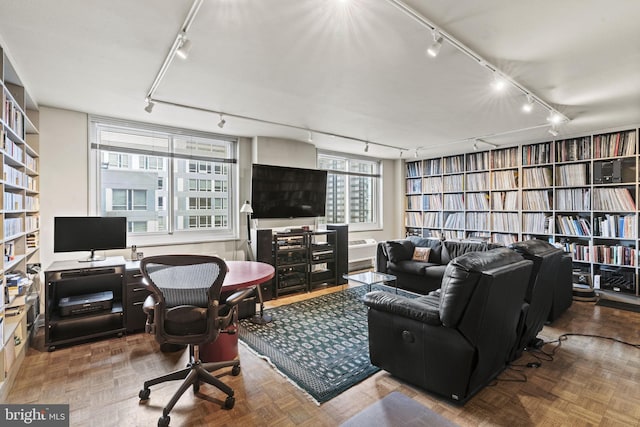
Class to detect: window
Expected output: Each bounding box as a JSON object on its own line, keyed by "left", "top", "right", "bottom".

{"left": 318, "top": 152, "right": 381, "bottom": 231}
{"left": 90, "top": 116, "right": 237, "bottom": 244}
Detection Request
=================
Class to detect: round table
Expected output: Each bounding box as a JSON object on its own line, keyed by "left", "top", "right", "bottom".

{"left": 201, "top": 260, "right": 274, "bottom": 362}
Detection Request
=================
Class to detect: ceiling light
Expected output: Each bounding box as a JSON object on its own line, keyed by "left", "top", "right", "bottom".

{"left": 426, "top": 29, "right": 443, "bottom": 58}
{"left": 473, "top": 141, "right": 479, "bottom": 151}
{"left": 364, "top": 142, "right": 369, "bottom": 153}
{"left": 399, "top": 150, "right": 403, "bottom": 158}
{"left": 491, "top": 73, "right": 507, "bottom": 92}
{"left": 307, "top": 131, "right": 313, "bottom": 143}
{"left": 217, "top": 114, "right": 226, "bottom": 128}
{"left": 522, "top": 95, "right": 534, "bottom": 113}
{"left": 548, "top": 127, "right": 559, "bottom": 137}
{"left": 144, "top": 98, "right": 155, "bottom": 113}
{"left": 414, "top": 149, "right": 419, "bottom": 158}
{"left": 547, "top": 112, "right": 563, "bottom": 125}
{"left": 176, "top": 32, "right": 192, "bottom": 59}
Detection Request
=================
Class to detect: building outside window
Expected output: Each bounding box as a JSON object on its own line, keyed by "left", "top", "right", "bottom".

{"left": 318, "top": 152, "right": 381, "bottom": 231}
{"left": 89, "top": 116, "right": 237, "bottom": 244}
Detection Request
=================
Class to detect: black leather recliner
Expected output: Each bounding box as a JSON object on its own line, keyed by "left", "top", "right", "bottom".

{"left": 364, "top": 248, "right": 532, "bottom": 403}
{"left": 508, "top": 239, "right": 564, "bottom": 360}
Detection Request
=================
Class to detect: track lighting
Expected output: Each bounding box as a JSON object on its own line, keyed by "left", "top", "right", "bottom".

{"left": 144, "top": 98, "right": 155, "bottom": 113}
{"left": 426, "top": 29, "right": 443, "bottom": 58}
{"left": 307, "top": 131, "right": 313, "bottom": 143}
{"left": 176, "top": 32, "right": 192, "bottom": 59}
{"left": 217, "top": 114, "right": 226, "bottom": 128}
{"left": 399, "top": 150, "right": 403, "bottom": 158}
{"left": 473, "top": 141, "right": 479, "bottom": 151}
{"left": 491, "top": 73, "right": 507, "bottom": 92}
{"left": 474, "top": 139, "right": 498, "bottom": 150}
{"left": 414, "top": 149, "right": 419, "bottom": 158}
{"left": 364, "top": 142, "right": 369, "bottom": 153}
{"left": 548, "top": 127, "right": 559, "bottom": 137}
{"left": 522, "top": 95, "right": 534, "bottom": 113}
{"left": 547, "top": 112, "right": 563, "bottom": 125}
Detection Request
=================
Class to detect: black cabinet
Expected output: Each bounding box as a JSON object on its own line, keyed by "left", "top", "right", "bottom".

{"left": 44, "top": 258, "right": 126, "bottom": 351}
{"left": 274, "top": 232, "right": 309, "bottom": 297}
{"left": 124, "top": 265, "right": 152, "bottom": 333}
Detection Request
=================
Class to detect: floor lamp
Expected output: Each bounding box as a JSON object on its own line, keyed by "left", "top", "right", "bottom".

{"left": 241, "top": 201, "right": 272, "bottom": 325}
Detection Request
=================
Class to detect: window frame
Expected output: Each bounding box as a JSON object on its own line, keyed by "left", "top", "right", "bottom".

{"left": 88, "top": 115, "right": 239, "bottom": 246}
{"left": 318, "top": 150, "right": 383, "bottom": 232}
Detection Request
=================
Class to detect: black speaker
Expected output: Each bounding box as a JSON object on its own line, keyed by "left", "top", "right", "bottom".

{"left": 327, "top": 224, "right": 348, "bottom": 284}
{"left": 253, "top": 228, "right": 275, "bottom": 300}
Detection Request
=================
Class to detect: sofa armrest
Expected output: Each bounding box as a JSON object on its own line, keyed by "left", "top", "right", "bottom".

{"left": 363, "top": 291, "right": 442, "bottom": 326}
{"left": 376, "top": 242, "right": 389, "bottom": 273}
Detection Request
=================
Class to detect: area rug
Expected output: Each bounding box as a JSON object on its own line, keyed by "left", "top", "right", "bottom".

{"left": 238, "top": 284, "right": 417, "bottom": 404}
{"left": 340, "top": 391, "right": 460, "bottom": 427}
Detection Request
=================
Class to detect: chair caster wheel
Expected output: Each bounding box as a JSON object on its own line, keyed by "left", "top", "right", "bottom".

{"left": 231, "top": 365, "right": 241, "bottom": 376}
{"left": 139, "top": 388, "right": 151, "bottom": 400}
{"left": 224, "top": 396, "right": 235, "bottom": 409}
{"left": 158, "top": 415, "right": 170, "bottom": 427}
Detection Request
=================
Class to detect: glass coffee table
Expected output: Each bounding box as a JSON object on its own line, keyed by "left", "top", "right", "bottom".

{"left": 343, "top": 271, "right": 398, "bottom": 293}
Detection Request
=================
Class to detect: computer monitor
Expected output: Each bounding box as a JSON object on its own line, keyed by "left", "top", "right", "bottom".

{"left": 54, "top": 216, "right": 127, "bottom": 262}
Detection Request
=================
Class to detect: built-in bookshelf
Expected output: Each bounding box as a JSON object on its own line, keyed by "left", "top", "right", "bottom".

{"left": 0, "top": 44, "right": 40, "bottom": 400}
{"left": 404, "top": 126, "right": 640, "bottom": 303}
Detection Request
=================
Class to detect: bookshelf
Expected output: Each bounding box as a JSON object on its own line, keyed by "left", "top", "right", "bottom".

{"left": 0, "top": 44, "right": 40, "bottom": 400}
{"left": 404, "top": 126, "right": 640, "bottom": 304}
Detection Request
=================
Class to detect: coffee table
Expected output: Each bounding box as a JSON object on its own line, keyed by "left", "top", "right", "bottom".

{"left": 343, "top": 271, "right": 398, "bottom": 293}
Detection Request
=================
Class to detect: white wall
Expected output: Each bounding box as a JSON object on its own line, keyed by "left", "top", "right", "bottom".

{"left": 38, "top": 107, "right": 400, "bottom": 270}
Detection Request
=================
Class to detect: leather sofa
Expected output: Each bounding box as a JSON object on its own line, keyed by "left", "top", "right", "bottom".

{"left": 364, "top": 248, "right": 532, "bottom": 403}
{"left": 376, "top": 236, "right": 501, "bottom": 294}
{"left": 508, "top": 239, "right": 565, "bottom": 360}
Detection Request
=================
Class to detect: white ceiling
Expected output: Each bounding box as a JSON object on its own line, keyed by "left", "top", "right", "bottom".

{"left": 0, "top": 0, "right": 638, "bottom": 159}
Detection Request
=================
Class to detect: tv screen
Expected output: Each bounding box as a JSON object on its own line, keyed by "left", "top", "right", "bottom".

{"left": 54, "top": 216, "right": 127, "bottom": 261}
{"left": 251, "top": 164, "right": 328, "bottom": 219}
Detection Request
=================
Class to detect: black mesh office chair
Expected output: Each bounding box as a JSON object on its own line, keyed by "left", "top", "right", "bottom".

{"left": 138, "top": 255, "right": 253, "bottom": 427}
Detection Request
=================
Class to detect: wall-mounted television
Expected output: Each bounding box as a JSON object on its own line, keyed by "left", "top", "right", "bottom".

{"left": 54, "top": 216, "right": 127, "bottom": 262}
{"left": 250, "top": 164, "right": 328, "bottom": 219}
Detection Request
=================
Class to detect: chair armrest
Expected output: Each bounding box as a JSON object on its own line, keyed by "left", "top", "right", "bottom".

{"left": 376, "top": 242, "right": 389, "bottom": 273}
{"left": 363, "top": 291, "right": 442, "bottom": 326}
{"left": 224, "top": 288, "right": 255, "bottom": 307}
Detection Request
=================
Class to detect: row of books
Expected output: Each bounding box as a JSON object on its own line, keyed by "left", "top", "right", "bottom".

{"left": 466, "top": 192, "right": 490, "bottom": 210}
{"left": 443, "top": 174, "right": 463, "bottom": 192}
{"left": 492, "top": 233, "right": 518, "bottom": 245}
{"left": 465, "top": 212, "right": 489, "bottom": 230}
{"left": 4, "top": 217, "right": 23, "bottom": 238}
{"left": 556, "top": 215, "right": 591, "bottom": 236}
{"left": 561, "top": 242, "right": 637, "bottom": 267}
{"left": 492, "top": 212, "right": 519, "bottom": 232}
{"left": 522, "top": 190, "right": 551, "bottom": 210}
{"left": 443, "top": 212, "right": 464, "bottom": 229}
{"left": 466, "top": 151, "right": 489, "bottom": 171}
{"left": 424, "top": 158, "right": 442, "bottom": 176}
{"left": 592, "top": 188, "right": 636, "bottom": 211}
{"left": 555, "top": 163, "right": 588, "bottom": 186}
{"left": 3, "top": 133, "right": 24, "bottom": 164}
{"left": 492, "top": 147, "right": 518, "bottom": 169}
{"left": 4, "top": 191, "right": 23, "bottom": 211}
{"left": 444, "top": 194, "right": 464, "bottom": 210}
{"left": 592, "top": 214, "right": 636, "bottom": 239}
{"left": 406, "top": 195, "right": 422, "bottom": 210}
{"left": 522, "top": 167, "right": 552, "bottom": 188}
{"left": 405, "top": 212, "right": 422, "bottom": 227}
{"left": 406, "top": 178, "right": 422, "bottom": 194}
{"left": 423, "top": 212, "right": 441, "bottom": 228}
{"left": 25, "top": 152, "right": 37, "bottom": 172}
{"left": 522, "top": 142, "right": 552, "bottom": 166}
{"left": 4, "top": 164, "right": 24, "bottom": 187}
{"left": 555, "top": 189, "right": 591, "bottom": 211}
{"left": 444, "top": 155, "right": 464, "bottom": 174}
{"left": 556, "top": 137, "right": 591, "bottom": 162}
{"left": 25, "top": 215, "right": 39, "bottom": 232}
{"left": 423, "top": 176, "right": 442, "bottom": 193}
{"left": 491, "top": 170, "right": 518, "bottom": 189}
{"left": 3, "top": 90, "right": 25, "bottom": 139}
{"left": 523, "top": 213, "right": 553, "bottom": 234}
{"left": 593, "top": 130, "right": 636, "bottom": 159}
{"left": 491, "top": 191, "right": 519, "bottom": 211}
{"left": 466, "top": 172, "right": 490, "bottom": 191}
{"left": 406, "top": 162, "right": 422, "bottom": 178}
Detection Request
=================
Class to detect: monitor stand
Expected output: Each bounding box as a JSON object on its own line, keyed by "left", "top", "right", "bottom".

{"left": 79, "top": 249, "right": 106, "bottom": 263}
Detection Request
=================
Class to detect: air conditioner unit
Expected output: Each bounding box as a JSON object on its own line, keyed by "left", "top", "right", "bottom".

{"left": 348, "top": 238, "right": 377, "bottom": 271}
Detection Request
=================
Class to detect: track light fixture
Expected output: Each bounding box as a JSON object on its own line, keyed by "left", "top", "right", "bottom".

{"left": 414, "top": 149, "right": 419, "bottom": 158}
{"left": 474, "top": 139, "right": 498, "bottom": 150}
{"left": 473, "top": 140, "right": 479, "bottom": 151}
{"left": 491, "top": 72, "right": 507, "bottom": 92}
{"left": 548, "top": 127, "right": 559, "bottom": 137}
{"left": 176, "top": 32, "right": 192, "bottom": 59}
{"left": 307, "top": 131, "right": 313, "bottom": 143}
{"left": 144, "top": 98, "right": 155, "bottom": 113}
{"left": 364, "top": 142, "right": 369, "bottom": 153}
{"left": 547, "top": 112, "right": 564, "bottom": 125}
{"left": 522, "top": 95, "right": 534, "bottom": 113}
{"left": 399, "top": 150, "right": 403, "bottom": 158}
{"left": 217, "top": 114, "right": 226, "bottom": 128}
{"left": 426, "top": 29, "right": 443, "bottom": 58}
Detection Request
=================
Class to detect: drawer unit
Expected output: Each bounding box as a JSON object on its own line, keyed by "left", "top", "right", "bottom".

{"left": 125, "top": 269, "right": 152, "bottom": 332}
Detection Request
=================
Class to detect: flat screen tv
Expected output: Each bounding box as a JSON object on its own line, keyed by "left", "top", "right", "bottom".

{"left": 251, "top": 164, "right": 328, "bottom": 219}
{"left": 54, "top": 216, "right": 127, "bottom": 262}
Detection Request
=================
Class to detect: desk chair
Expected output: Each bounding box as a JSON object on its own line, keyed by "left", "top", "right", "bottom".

{"left": 138, "top": 255, "right": 253, "bottom": 427}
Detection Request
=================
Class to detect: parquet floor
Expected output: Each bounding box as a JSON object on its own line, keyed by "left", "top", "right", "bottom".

{"left": 6, "top": 286, "right": 640, "bottom": 427}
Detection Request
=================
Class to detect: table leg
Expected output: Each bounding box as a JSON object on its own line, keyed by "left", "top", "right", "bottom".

{"left": 250, "top": 284, "right": 272, "bottom": 325}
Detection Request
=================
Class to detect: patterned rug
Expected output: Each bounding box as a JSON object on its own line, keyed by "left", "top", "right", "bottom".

{"left": 238, "top": 284, "right": 417, "bottom": 404}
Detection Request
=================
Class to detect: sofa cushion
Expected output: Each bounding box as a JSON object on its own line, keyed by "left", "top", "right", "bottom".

{"left": 441, "top": 240, "right": 491, "bottom": 264}
{"left": 385, "top": 240, "right": 415, "bottom": 263}
{"left": 412, "top": 247, "right": 431, "bottom": 261}
{"left": 406, "top": 236, "right": 443, "bottom": 264}
{"left": 389, "top": 260, "right": 438, "bottom": 275}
